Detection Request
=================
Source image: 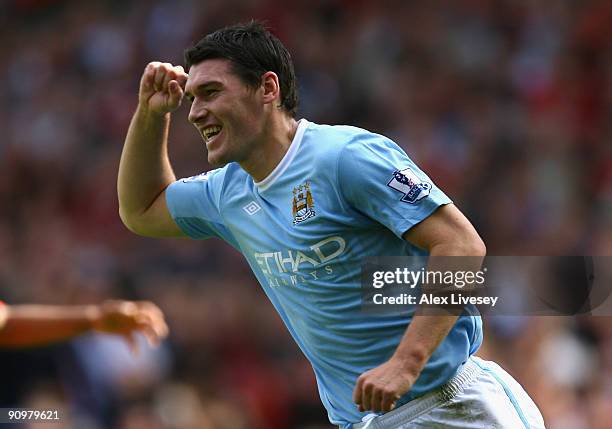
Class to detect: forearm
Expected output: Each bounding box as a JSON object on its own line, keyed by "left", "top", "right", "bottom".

{"left": 391, "top": 314, "right": 459, "bottom": 377}
{"left": 354, "top": 205, "right": 486, "bottom": 412}
{"left": 0, "top": 305, "right": 99, "bottom": 347}
{"left": 391, "top": 242, "right": 485, "bottom": 377}
{"left": 118, "top": 106, "right": 176, "bottom": 226}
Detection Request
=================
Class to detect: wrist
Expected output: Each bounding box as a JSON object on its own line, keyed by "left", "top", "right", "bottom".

{"left": 391, "top": 347, "right": 429, "bottom": 377}
{"left": 137, "top": 103, "right": 170, "bottom": 121}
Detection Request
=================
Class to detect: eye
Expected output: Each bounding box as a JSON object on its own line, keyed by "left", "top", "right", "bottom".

{"left": 205, "top": 89, "right": 219, "bottom": 98}
{"left": 185, "top": 93, "right": 194, "bottom": 103}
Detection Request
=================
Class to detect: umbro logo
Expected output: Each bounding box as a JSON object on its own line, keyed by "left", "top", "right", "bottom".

{"left": 243, "top": 201, "right": 261, "bottom": 215}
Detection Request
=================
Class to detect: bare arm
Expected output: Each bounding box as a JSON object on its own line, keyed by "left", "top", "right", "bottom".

{"left": 118, "top": 62, "right": 188, "bottom": 237}
{"left": 394, "top": 204, "right": 485, "bottom": 360}
{"left": 353, "top": 204, "right": 486, "bottom": 413}
{"left": 0, "top": 301, "right": 168, "bottom": 349}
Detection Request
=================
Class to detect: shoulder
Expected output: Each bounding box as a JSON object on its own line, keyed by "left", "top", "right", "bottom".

{"left": 175, "top": 162, "right": 247, "bottom": 191}
{"left": 305, "top": 121, "right": 391, "bottom": 148}
{"left": 167, "top": 163, "right": 247, "bottom": 217}
{"left": 303, "top": 121, "right": 400, "bottom": 165}
{"left": 178, "top": 163, "right": 233, "bottom": 183}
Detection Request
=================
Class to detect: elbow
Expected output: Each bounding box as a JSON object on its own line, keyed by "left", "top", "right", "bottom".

{"left": 458, "top": 230, "right": 486, "bottom": 257}
{"left": 469, "top": 235, "right": 486, "bottom": 258}
{"left": 431, "top": 232, "right": 486, "bottom": 257}
{"left": 118, "top": 208, "right": 146, "bottom": 236}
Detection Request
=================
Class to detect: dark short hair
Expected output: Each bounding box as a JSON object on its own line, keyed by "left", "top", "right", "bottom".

{"left": 184, "top": 21, "right": 298, "bottom": 117}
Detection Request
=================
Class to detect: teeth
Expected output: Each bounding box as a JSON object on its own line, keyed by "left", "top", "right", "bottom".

{"left": 203, "top": 126, "right": 222, "bottom": 140}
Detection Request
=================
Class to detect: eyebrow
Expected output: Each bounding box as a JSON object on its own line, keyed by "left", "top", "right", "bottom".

{"left": 184, "top": 81, "right": 223, "bottom": 99}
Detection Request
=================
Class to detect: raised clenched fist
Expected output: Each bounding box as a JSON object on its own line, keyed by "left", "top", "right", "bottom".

{"left": 139, "top": 61, "right": 189, "bottom": 115}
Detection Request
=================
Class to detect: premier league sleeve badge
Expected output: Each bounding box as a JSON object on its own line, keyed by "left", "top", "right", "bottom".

{"left": 387, "top": 167, "right": 432, "bottom": 204}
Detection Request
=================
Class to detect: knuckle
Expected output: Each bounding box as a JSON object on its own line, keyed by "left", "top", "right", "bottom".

{"left": 382, "top": 387, "right": 394, "bottom": 396}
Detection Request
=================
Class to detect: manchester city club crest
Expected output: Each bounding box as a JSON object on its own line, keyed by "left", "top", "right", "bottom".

{"left": 292, "top": 181, "right": 316, "bottom": 224}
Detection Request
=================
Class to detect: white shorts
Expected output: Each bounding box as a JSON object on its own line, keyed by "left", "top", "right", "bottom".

{"left": 351, "top": 356, "right": 545, "bottom": 429}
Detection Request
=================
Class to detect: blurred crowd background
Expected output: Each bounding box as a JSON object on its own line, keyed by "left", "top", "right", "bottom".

{"left": 0, "top": 0, "right": 611, "bottom": 428}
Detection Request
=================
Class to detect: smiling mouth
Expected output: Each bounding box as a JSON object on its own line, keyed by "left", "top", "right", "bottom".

{"left": 202, "top": 125, "right": 223, "bottom": 143}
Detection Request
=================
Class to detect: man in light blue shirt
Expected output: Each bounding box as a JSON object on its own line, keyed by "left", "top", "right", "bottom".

{"left": 118, "top": 21, "right": 545, "bottom": 429}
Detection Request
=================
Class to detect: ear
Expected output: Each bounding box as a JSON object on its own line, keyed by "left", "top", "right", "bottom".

{"left": 261, "top": 71, "right": 280, "bottom": 106}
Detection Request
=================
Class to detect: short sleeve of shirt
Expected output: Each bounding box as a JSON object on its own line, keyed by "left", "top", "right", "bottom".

{"left": 338, "top": 134, "right": 452, "bottom": 238}
{"left": 166, "top": 169, "right": 234, "bottom": 242}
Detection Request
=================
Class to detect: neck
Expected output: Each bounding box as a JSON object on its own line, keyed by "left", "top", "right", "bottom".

{"left": 241, "top": 113, "right": 299, "bottom": 182}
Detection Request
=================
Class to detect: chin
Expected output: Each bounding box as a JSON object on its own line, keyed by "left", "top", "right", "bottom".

{"left": 207, "top": 151, "right": 230, "bottom": 167}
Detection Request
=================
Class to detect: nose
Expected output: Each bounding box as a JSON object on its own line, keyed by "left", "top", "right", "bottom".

{"left": 188, "top": 99, "right": 207, "bottom": 124}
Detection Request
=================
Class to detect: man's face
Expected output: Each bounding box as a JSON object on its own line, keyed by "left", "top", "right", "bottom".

{"left": 185, "top": 59, "right": 265, "bottom": 166}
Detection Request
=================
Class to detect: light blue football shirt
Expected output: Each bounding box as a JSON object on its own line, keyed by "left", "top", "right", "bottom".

{"left": 166, "top": 119, "right": 483, "bottom": 428}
